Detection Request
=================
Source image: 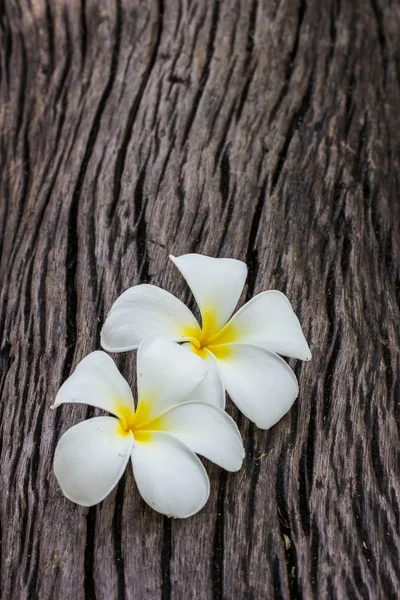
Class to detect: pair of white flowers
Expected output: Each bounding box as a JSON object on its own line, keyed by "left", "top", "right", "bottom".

{"left": 53, "top": 254, "right": 311, "bottom": 518}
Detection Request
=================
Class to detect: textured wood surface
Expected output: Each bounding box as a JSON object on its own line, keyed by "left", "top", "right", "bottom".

{"left": 1, "top": 0, "right": 400, "bottom": 598}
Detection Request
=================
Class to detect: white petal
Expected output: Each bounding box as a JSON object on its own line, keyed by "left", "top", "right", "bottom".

{"left": 170, "top": 254, "right": 247, "bottom": 334}
{"left": 214, "top": 343, "right": 299, "bottom": 429}
{"left": 213, "top": 291, "right": 311, "bottom": 360}
{"left": 136, "top": 337, "right": 208, "bottom": 421}
{"left": 131, "top": 432, "right": 210, "bottom": 518}
{"left": 150, "top": 402, "right": 244, "bottom": 471}
{"left": 52, "top": 352, "right": 135, "bottom": 422}
{"left": 182, "top": 343, "right": 226, "bottom": 408}
{"left": 54, "top": 417, "right": 133, "bottom": 507}
{"left": 101, "top": 284, "right": 200, "bottom": 352}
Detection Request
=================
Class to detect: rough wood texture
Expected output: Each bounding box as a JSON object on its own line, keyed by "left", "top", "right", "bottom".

{"left": 1, "top": 0, "right": 400, "bottom": 598}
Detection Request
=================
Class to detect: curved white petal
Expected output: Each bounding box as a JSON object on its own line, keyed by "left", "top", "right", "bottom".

{"left": 54, "top": 417, "right": 133, "bottom": 507}
{"left": 136, "top": 337, "right": 208, "bottom": 421}
{"left": 170, "top": 254, "right": 247, "bottom": 334}
{"left": 214, "top": 343, "right": 299, "bottom": 429}
{"left": 182, "top": 343, "right": 225, "bottom": 408}
{"left": 149, "top": 402, "right": 244, "bottom": 471}
{"left": 52, "top": 352, "right": 135, "bottom": 422}
{"left": 213, "top": 291, "right": 311, "bottom": 360}
{"left": 101, "top": 284, "right": 200, "bottom": 352}
{"left": 131, "top": 432, "right": 210, "bottom": 518}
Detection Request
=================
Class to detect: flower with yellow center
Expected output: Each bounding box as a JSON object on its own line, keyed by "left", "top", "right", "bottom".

{"left": 101, "top": 254, "right": 311, "bottom": 429}
{"left": 52, "top": 337, "right": 244, "bottom": 517}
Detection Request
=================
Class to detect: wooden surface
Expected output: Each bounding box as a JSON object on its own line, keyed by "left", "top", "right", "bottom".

{"left": 1, "top": 0, "right": 400, "bottom": 598}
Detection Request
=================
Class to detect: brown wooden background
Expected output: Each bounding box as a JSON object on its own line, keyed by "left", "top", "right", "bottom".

{"left": 1, "top": 1, "right": 400, "bottom": 598}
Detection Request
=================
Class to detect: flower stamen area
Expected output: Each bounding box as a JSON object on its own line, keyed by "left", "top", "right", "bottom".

{"left": 115, "top": 400, "right": 159, "bottom": 443}
{"left": 184, "top": 308, "right": 237, "bottom": 360}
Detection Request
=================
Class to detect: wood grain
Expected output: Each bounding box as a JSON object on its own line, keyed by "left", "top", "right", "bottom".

{"left": 1, "top": 0, "right": 400, "bottom": 598}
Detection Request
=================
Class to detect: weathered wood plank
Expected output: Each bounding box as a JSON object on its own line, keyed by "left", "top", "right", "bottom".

{"left": 1, "top": 0, "right": 400, "bottom": 598}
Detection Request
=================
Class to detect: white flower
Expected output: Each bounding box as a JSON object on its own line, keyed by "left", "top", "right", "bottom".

{"left": 52, "top": 337, "right": 244, "bottom": 518}
{"left": 101, "top": 254, "right": 311, "bottom": 429}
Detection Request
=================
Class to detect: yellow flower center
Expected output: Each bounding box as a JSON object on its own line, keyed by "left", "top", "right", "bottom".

{"left": 115, "top": 399, "right": 161, "bottom": 443}
{"left": 184, "top": 308, "right": 237, "bottom": 360}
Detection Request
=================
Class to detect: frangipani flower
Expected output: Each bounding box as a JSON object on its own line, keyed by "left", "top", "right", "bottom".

{"left": 52, "top": 337, "right": 244, "bottom": 518}
{"left": 101, "top": 254, "right": 311, "bottom": 429}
